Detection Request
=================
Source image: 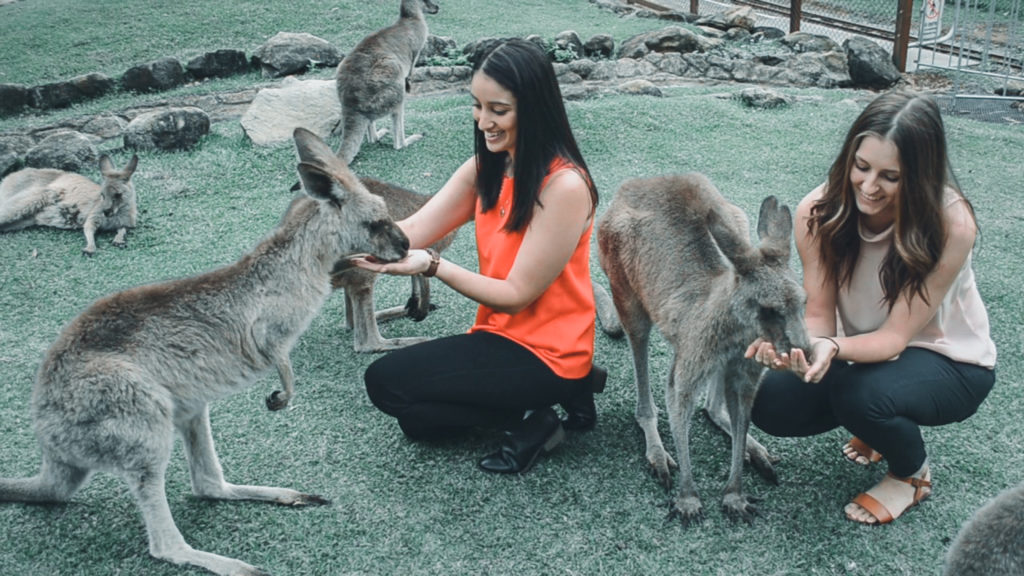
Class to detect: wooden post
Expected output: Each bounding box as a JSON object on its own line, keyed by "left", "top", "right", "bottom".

{"left": 790, "top": 0, "right": 802, "bottom": 32}
{"left": 691, "top": 0, "right": 698, "bottom": 14}
{"left": 893, "top": 0, "right": 915, "bottom": 72}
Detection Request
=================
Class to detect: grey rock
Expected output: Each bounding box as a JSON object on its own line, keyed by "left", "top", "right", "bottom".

{"left": 25, "top": 131, "right": 98, "bottom": 172}
{"left": 122, "top": 57, "right": 186, "bottom": 92}
{"left": 252, "top": 32, "right": 341, "bottom": 78}
{"left": 124, "top": 107, "right": 210, "bottom": 151}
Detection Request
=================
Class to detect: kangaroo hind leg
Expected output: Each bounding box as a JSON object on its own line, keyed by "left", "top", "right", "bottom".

{"left": 180, "top": 406, "right": 330, "bottom": 506}
{"left": 0, "top": 457, "right": 91, "bottom": 503}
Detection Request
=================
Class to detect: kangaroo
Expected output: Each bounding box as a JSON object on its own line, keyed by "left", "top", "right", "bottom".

{"left": 0, "top": 154, "right": 138, "bottom": 255}
{"left": 334, "top": 0, "right": 439, "bottom": 164}
{"left": 597, "top": 173, "right": 809, "bottom": 524}
{"left": 0, "top": 128, "right": 408, "bottom": 576}
{"left": 943, "top": 481, "right": 1024, "bottom": 576}
{"left": 330, "top": 176, "right": 455, "bottom": 352}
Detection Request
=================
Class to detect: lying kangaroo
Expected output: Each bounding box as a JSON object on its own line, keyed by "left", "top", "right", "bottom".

{"left": 0, "top": 128, "right": 409, "bottom": 576}
{"left": 334, "top": 0, "right": 439, "bottom": 163}
{"left": 331, "top": 176, "right": 454, "bottom": 352}
{"left": 597, "top": 173, "right": 808, "bottom": 524}
{"left": 943, "top": 481, "right": 1024, "bottom": 576}
{"left": 0, "top": 154, "right": 138, "bottom": 255}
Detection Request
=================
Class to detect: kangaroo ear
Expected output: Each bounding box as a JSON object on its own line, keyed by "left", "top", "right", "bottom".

{"left": 296, "top": 163, "right": 342, "bottom": 203}
{"left": 124, "top": 154, "right": 139, "bottom": 177}
{"left": 756, "top": 195, "right": 793, "bottom": 261}
{"left": 293, "top": 127, "right": 336, "bottom": 168}
{"left": 99, "top": 154, "right": 114, "bottom": 174}
{"left": 707, "top": 204, "right": 756, "bottom": 272}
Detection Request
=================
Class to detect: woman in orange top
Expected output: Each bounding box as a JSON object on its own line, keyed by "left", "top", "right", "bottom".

{"left": 352, "top": 38, "right": 603, "bottom": 474}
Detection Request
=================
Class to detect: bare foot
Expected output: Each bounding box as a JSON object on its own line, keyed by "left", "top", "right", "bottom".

{"left": 845, "top": 466, "right": 931, "bottom": 525}
{"left": 842, "top": 437, "right": 882, "bottom": 466}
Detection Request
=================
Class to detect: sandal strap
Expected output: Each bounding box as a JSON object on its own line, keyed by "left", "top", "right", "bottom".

{"left": 886, "top": 472, "right": 932, "bottom": 490}
{"left": 851, "top": 491, "right": 895, "bottom": 524}
{"left": 847, "top": 437, "right": 883, "bottom": 463}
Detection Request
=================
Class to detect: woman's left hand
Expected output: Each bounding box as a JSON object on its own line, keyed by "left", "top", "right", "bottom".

{"left": 349, "top": 249, "right": 433, "bottom": 277}
{"left": 745, "top": 337, "right": 834, "bottom": 383}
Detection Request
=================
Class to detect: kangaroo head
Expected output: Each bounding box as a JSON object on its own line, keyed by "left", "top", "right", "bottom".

{"left": 292, "top": 128, "right": 409, "bottom": 265}
{"left": 403, "top": 0, "right": 439, "bottom": 17}
{"left": 97, "top": 154, "right": 139, "bottom": 222}
{"left": 711, "top": 196, "right": 809, "bottom": 357}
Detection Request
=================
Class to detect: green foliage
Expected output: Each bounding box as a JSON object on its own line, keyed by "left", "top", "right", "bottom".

{"left": 421, "top": 47, "right": 471, "bottom": 68}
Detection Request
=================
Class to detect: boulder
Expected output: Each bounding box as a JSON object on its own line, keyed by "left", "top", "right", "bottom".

{"left": 240, "top": 77, "right": 342, "bottom": 146}
{"left": 124, "top": 107, "right": 210, "bottom": 151}
{"left": 252, "top": 32, "right": 341, "bottom": 78}
{"left": 186, "top": 49, "right": 251, "bottom": 79}
{"left": 843, "top": 36, "right": 901, "bottom": 89}
{"left": 25, "top": 131, "right": 98, "bottom": 172}
{"left": 121, "top": 57, "right": 186, "bottom": 92}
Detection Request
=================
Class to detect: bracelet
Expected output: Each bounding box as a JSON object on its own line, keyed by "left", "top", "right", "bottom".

{"left": 821, "top": 336, "right": 840, "bottom": 359}
{"left": 423, "top": 248, "right": 440, "bottom": 278}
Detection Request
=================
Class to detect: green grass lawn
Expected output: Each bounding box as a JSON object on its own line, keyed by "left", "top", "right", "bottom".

{"left": 2, "top": 2, "right": 1023, "bottom": 575}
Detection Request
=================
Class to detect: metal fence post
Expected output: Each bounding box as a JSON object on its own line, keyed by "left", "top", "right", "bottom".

{"left": 893, "top": 0, "right": 915, "bottom": 72}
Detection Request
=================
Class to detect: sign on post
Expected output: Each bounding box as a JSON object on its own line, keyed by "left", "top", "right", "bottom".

{"left": 920, "top": 0, "right": 946, "bottom": 42}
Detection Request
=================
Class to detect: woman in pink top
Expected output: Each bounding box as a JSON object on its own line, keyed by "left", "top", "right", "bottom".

{"left": 747, "top": 91, "right": 996, "bottom": 525}
{"left": 353, "top": 39, "right": 602, "bottom": 475}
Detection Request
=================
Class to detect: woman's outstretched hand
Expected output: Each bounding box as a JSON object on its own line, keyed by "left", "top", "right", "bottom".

{"left": 744, "top": 337, "right": 837, "bottom": 383}
{"left": 349, "top": 249, "right": 433, "bottom": 277}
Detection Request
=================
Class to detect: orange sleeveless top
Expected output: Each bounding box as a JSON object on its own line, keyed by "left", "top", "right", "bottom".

{"left": 469, "top": 159, "right": 595, "bottom": 379}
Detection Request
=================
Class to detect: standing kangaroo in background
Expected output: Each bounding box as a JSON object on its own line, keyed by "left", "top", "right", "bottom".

{"left": 331, "top": 176, "right": 455, "bottom": 352}
{"left": 0, "top": 128, "right": 409, "bottom": 576}
{"left": 943, "top": 481, "right": 1024, "bottom": 576}
{"left": 334, "top": 0, "right": 439, "bottom": 164}
{"left": 598, "top": 173, "right": 809, "bottom": 524}
{"left": 0, "top": 154, "right": 138, "bottom": 255}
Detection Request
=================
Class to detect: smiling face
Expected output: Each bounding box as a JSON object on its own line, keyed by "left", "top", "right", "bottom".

{"left": 471, "top": 71, "right": 518, "bottom": 159}
{"left": 850, "top": 135, "right": 902, "bottom": 233}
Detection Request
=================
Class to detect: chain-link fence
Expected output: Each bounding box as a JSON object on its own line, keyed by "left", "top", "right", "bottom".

{"left": 674, "top": 0, "right": 1024, "bottom": 122}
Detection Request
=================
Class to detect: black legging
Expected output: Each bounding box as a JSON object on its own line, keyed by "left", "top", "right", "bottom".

{"left": 751, "top": 347, "right": 995, "bottom": 477}
{"left": 364, "top": 331, "right": 593, "bottom": 440}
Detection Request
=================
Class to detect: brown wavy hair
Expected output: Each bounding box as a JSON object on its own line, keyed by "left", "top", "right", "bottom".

{"left": 808, "top": 91, "right": 976, "bottom": 309}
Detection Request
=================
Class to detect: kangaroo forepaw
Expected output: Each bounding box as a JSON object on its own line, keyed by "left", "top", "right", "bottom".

{"left": 722, "top": 492, "right": 761, "bottom": 524}
{"left": 265, "top": 390, "right": 290, "bottom": 411}
{"left": 404, "top": 295, "right": 428, "bottom": 322}
{"left": 666, "top": 496, "right": 704, "bottom": 526}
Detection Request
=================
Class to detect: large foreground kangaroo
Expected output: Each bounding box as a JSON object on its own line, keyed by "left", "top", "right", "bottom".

{"left": 334, "top": 0, "right": 439, "bottom": 163}
{"left": 598, "top": 173, "right": 808, "bottom": 524}
{"left": 0, "top": 128, "right": 409, "bottom": 576}
{"left": 0, "top": 154, "right": 138, "bottom": 255}
{"left": 331, "top": 176, "right": 454, "bottom": 352}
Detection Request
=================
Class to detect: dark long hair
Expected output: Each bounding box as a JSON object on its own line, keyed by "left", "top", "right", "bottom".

{"left": 809, "top": 91, "right": 976, "bottom": 308}
{"left": 472, "top": 38, "right": 597, "bottom": 232}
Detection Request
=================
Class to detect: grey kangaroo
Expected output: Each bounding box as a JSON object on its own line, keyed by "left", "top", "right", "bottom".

{"left": 0, "top": 154, "right": 138, "bottom": 255}
{"left": 334, "top": 0, "right": 439, "bottom": 164}
{"left": 0, "top": 128, "right": 409, "bottom": 576}
{"left": 943, "top": 481, "right": 1024, "bottom": 576}
{"left": 330, "top": 176, "right": 455, "bottom": 352}
{"left": 597, "top": 173, "right": 808, "bottom": 524}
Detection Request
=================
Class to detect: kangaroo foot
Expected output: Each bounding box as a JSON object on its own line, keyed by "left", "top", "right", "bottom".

{"left": 722, "top": 491, "right": 761, "bottom": 524}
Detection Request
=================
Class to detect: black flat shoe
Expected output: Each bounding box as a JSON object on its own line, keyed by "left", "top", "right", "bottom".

{"left": 560, "top": 364, "right": 607, "bottom": 431}
{"left": 478, "top": 407, "right": 564, "bottom": 474}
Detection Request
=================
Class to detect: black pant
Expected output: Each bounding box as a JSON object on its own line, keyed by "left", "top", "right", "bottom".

{"left": 365, "top": 331, "right": 592, "bottom": 440}
{"left": 751, "top": 347, "right": 995, "bottom": 477}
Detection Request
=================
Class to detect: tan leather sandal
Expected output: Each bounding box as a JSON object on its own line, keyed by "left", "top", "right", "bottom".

{"left": 848, "top": 472, "right": 932, "bottom": 525}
